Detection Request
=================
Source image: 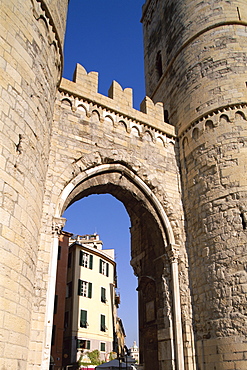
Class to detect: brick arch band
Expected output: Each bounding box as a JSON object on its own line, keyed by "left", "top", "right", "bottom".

{"left": 52, "top": 163, "right": 185, "bottom": 370}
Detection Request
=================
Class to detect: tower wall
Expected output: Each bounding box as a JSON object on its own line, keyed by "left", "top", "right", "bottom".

{"left": 0, "top": 0, "right": 68, "bottom": 368}
{"left": 142, "top": 0, "right": 247, "bottom": 368}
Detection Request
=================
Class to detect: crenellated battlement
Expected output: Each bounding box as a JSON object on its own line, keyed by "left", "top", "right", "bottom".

{"left": 59, "top": 64, "right": 175, "bottom": 137}
{"left": 3, "top": 1, "right": 247, "bottom": 369}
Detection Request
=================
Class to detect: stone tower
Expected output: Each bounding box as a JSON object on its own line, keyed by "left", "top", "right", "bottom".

{"left": 0, "top": 0, "right": 68, "bottom": 368}
{"left": 142, "top": 0, "right": 247, "bottom": 368}
{"left": 1, "top": 0, "right": 247, "bottom": 369}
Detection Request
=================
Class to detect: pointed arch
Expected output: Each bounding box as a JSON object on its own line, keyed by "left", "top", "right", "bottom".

{"left": 53, "top": 163, "right": 185, "bottom": 368}
{"left": 56, "top": 163, "right": 175, "bottom": 246}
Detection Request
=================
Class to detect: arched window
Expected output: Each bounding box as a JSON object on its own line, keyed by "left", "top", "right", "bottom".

{"left": 164, "top": 109, "right": 169, "bottom": 123}
{"left": 156, "top": 50, "right": 163, "bottom": 81}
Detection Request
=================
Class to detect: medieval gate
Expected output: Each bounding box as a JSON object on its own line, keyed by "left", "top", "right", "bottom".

{"left": 36, "top": 64, "right": 194, "bottom": 369}
{"left": 2, "top": 0, "right": 247, "bottom": 369}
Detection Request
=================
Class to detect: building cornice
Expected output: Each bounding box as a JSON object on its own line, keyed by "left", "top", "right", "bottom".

{"left": 70, "top": 242, "right": 116, "bottom": 266}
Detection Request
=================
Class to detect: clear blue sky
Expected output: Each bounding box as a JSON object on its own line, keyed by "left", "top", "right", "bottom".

{"left": 62, "top": 0, "right": 146, "bottom": 348}
{"left": 63, "top": 0, "right": 145, "bottom": 109}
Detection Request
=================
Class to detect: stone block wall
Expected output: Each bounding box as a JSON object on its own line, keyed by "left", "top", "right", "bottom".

{"left": 180, "top": 106, "right": 247, "bottom": 369}
{"left": 0, "top": 0, "right": 68, "bottom": 369}
{"left": 3, "top": 0, "right": 247, "bottom": 367}
{"left": 34, "top": 64, "right": 194, "bottom": 369}
{"left": 143, "top": 0, "right": 247, "bottom": 128}
{"left": 142, "top": 0, "right": 247, "bottom": 368}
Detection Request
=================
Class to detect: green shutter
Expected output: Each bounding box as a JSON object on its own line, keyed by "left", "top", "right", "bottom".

{"left": 106, "top": 263, "right": 109, "bottom": 277}
{"left": 89, "top": 254, "right": 93, "bottom": 269}
{"left": 100, "top": 314, "right": 105, "bottom": 331}
{"left": 79, "top": 251, "right": 83, "bottom": 266}
{"left": 101, "top": 287, "right": 106, "bottom": 302}
{"left": 80, "top": 310, "right": 87, "bottom": 328}
{"left": 87, "top": 340, "right": 90, "bottom": 350}
{"left": 88, "top": 282, "right": 92, "bottom": 298}
{"left": 78, "top": 279, "right": 82, "bottom": 296}
{"left": 99, "top": 259, "right": 102, "bottom": 273}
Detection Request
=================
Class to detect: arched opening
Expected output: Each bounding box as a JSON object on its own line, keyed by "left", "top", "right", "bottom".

{"left": 52, "top": 163, "right": 184, "bottom": 370}
{"left": 192, "top": 127, "right": 199, "bottom": 140}
{"left": 62, "top": 194, "right": 138, "bottom": 365}
{"left": 205, "top": 119, "right": 214, "bottom": 131}
{"left": 155, "top": 51, "right": 163, "bottom": 81}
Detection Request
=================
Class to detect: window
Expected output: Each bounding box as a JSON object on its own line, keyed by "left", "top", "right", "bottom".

{"left": 240, "top": 212, "right": 247, "bottom": 230}
{"left": 79, "top": 251, "right": 93, "bottom": 269}
{"left": 101, "top": 287, "right": 106, "bottom": 303}
{"left": 57, "top": 245, "right": 61, "bottom": 260}
{"left": 164, "top": 109, "right": 169, "bottom": 124}
{"left": 66, "top": 282, "right": 72, "bottom": 298}
{"left": 156, "top": 50, "right": 163, "bottom": 81}
{"left": 80, "top": 310, "right": 88, "bottom": 328}
{"left": 68, "top": 252, "right": 72, "bottom": 268}
{"left": 99, "top": 259, "right": 109, "bottom": 276}
{"left": 51, "top": 325, "right": 56, "bottom": 346}
{"left": 100, "top": 342, "right": 106, "bottom": 352}
{"left": 78, "top": 279, "right": 92, "bottom": 298}
{"left": 64, "top": 311, "right": 69, "bottom": 329}
{"left": 77, "top": 339, "right": 90, "bottom": 349}
{"left": 54, "top": 295, "right": 58, "bottom": 314}
{"left": 100, "top": 314, "right": 106, "bottom": 332}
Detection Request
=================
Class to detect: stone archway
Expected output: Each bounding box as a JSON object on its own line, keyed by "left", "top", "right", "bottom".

{"left": 54, "top": 163, "right": 184, "bottom": 370}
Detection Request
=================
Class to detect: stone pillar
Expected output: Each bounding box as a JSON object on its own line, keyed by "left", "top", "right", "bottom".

{"left": 41, "top": 217, "right": 66, "bottom": 369}
{"left": 168, "top": 245, "right": 184, "bottom": 370}
{"left": 0, "top": 1, "right": 68, "bottom": 368}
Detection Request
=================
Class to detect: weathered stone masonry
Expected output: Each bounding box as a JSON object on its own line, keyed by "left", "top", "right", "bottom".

{"left": 142, "top": 0, "right": 247, "bottom": 368}
{"left": 1, "top": 0, "right": 247, "bottom": 369}
{"left": 0, "top": 0, "right": 68, "bottom": 369}
{"left": 46, "top": 64, "right": 191, "bottom": 370}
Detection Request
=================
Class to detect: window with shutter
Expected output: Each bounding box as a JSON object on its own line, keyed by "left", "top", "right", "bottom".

{"left": 78, "top": 279, "right": 92, "bottom": 298}
{"left": 88, "top": 282, "right": 92, "bottom": 298}
{"left": 89, "top": 254, "right": 93, "bottom": 269}
{"left": 100, "top": 342, "right": 106, "bottom": 352}
{"left": 80, "top": 251, "right": 93, "bottom": 269}
{"left": 101, "top": 287, "right": 106, "bottom": 303}
{"left": 79, "top": 250, "right": 83, "bottom": 266}
{"left": 77, "top": 339, "right": 90, "bottom": 349}
{"left": 80, "top": 310, "right": 88, "bottom": 328}
{"left": 78, "top": 279, "right": 82, "bottom": 296}
{"left": 99, "top": 259, "right": 109, "bottom": 276}
{"left": 100, "top": 314, "right": 106, "bottom": 331}
{"left": 99, "top": 259, "right": 102, "bottom": 273}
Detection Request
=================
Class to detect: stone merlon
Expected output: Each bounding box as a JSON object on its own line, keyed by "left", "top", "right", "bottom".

{"left": 60, "top": 63, "right": 175, "bottom": 137}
